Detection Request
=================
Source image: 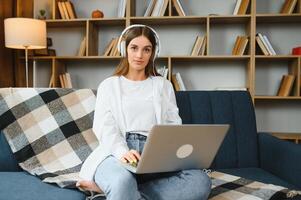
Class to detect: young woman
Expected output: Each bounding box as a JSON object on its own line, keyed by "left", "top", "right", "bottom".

{"left": 77, "top": 24, "right": 211, "bottom": 200}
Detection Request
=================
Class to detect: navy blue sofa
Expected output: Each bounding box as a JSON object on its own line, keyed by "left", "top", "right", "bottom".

{"left": 0, "top": 90, "right": 300, "bottom": 200}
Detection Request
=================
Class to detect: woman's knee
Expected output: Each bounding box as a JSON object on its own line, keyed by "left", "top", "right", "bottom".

{"left": 184, "top": 169, "right": 212, "bottom": 199}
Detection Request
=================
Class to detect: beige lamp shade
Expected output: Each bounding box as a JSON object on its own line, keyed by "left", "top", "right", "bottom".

{"left": 4, "top": 18, "right": 47, "bottom": 49}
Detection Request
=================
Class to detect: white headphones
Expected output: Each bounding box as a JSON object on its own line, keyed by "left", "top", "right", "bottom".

{"left": 117, "top": 24, "right": 161, "bottom": 60}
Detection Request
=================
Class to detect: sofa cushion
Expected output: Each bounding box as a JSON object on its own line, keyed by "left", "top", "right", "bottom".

{"left": 176, "top": 91, "right": 259, "bottom": 169}
{"left": 0, "top": 172, "right": 85, "bottom": 200}
{"left": 0, "top": 131, "right": 21, "bottom": 172}
{"left": 219, "top": 167, "right": 298, "bottom": 190}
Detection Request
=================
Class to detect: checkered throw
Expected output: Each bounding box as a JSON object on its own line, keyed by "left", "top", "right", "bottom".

{"left": 0, "top": 88, "right": 98, "bottom": 188}
{"left": 209, "top": 171, "right": 301, "bottom": 200}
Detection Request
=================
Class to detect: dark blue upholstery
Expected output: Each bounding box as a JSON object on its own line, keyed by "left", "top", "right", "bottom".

{"left": 0, "top": 172, "right": 85, "bottom": 200}
{"left": 176, "top": 91, "right": 259, "bottom": 169}
{"left": 0, "top": 131, "right": 21, "bottom": 172}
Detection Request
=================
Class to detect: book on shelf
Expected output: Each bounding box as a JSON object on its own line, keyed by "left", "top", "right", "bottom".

{"left": 277, "top": 75, "right": 295, "bottom": 96}
{"left": 59, "top": 72, "right": 73, "bottom": 88}
{"left": 61, "top": 1, "right": 70, "bottom": 19}
{"left": 280, "top": 0, "right": 297, "bottom": 14}
{"left": 103, "top": 38, "right": 115, "bottom": 56}
{"left": 233, "top": 0, "right": 242, "bottom": 15}
{"left": 65, "top": 1, "right": 77, "bottom": 19}
{"left": 151, "top": 0, "right": 168, "bottom": 17}
{"left": 190, "top": 35, "right": 206, "bottom": 56}
{"left": 144, "top": 0, "right": 157, "bottom": 17}
{"left": 118, "top": 0, "right": 127, "bottom": 17}
{"left": 172, "top": 0, "right": 186, "bottom": 16}
{"left": 198, "top": 36, "right": 207, "bottom": 56}
{"left": 157, "top": 66, "right": 169, "bottom": 79}
{"left": 176, "top": 72, "right": 186, "bottom": 91}
{"left": 77, "top": 37, "right": 86, "bottom": 56}
{"left": 256, "top": 33, "right": 275, "bottom": 56}
{"left": 233, "top": 0, "right": 249, "bottom": 15}
{"left": 171, "top": 74, "right": 180, "bottom": 91}
{"left": 171, "top": 72, "right": 186, "bottom": 91}
{"left": 49, "top": 74, "right": 54, "bottom": 87}
{"left": 57, "top": 1, "right": 66, "bottom": 19}
{"left": 262, "top": 35, "right": 276, "bottom": 55}
{"left": 109, "top": 38, "right": 120, "bottom": 56}
{"left": 232, "top": 36, "right": 249, "bottom": 55}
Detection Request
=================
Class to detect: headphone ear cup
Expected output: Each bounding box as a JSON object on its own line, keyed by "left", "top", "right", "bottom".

{"left": 120, "top": 41, "right": 126, "bottom": 57}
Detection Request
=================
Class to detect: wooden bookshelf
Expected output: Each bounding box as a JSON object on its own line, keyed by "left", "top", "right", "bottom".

{"left": 12, "top": 0, "right": 301, "bottom": 134}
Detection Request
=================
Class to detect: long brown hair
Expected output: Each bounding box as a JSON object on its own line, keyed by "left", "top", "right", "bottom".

{"left": 113, "top": 26, "right": 160, "bottom": 77}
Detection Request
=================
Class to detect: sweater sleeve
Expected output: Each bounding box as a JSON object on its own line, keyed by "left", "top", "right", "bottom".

{"left": 163, "top": 79, "right": 182, "bottom": 125}
{"left": 93, "top": 81, "right": 129, "bottom": 160}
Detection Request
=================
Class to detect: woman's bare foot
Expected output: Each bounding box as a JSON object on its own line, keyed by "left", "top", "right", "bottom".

{"left": 76, "top": 180, "right": 103, "bottom": 193}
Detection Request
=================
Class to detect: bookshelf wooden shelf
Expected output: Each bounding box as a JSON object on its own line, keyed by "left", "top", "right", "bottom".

{"left": 130, "top": 16, "right": 207, "bottom": 25}
{"left": 14, "top": 0, "right": 301, "bottom": 135}
{"left": 255, "top": 96, "right": 301, "bottom": 100}
{"left": 171, "top": 55, "right": 251, "bottom": 61}
{"left": 209, "top": 15, "right": 251, "bottom": 24}
{"left": 256, "top": 14, "right": 301, "bottom": 23}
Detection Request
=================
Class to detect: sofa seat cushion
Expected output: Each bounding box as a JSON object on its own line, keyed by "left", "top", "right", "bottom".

{"left": 219, "top": 167, "right": 298, "bottom": 190}
{"left": 0, "top": 172, "right": 85, "bottom": 200}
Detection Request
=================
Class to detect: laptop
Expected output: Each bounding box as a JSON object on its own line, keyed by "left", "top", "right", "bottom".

{"left": 121, "top": 124, "right": 229, "bottom": 174}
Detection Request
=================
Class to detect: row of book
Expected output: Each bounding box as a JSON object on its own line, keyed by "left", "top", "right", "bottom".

{"left": 277, "top": 74, "right": 298, "bottom": 96}
{"left": 256, "top": 33, "right": 276, "bottom": 56}
{"left": 117, "top": 0, "right": 127, "bottom": 17}
{"left": 144, "top": 0, "right": 169, "bottom": 17}
{"left": 190, "top": 36, "right": 207, "bottom": 56}
{"left": 77, "top": 37, "right": 86, "bottom": 56}
{"left": 102, "top": 38, "right": 121, "bottom": 56}
{"left": 48, "top": 72, "right": 73, "bottom": 88}
{"left": 232, "top": 35, "right": 249, "bottom": 55}
{"left": 233, "top": 0, "right": 250, "bottom": 15}
{"left": 57, "top": 0, "right": 77, "bottom": 19}
{"left": 157, "top": 66, "right": 169, "bottom": 79}
{"left": 171, "top": 72, "right": 186, "bottom": 91}
{"left": 280, "top": 0, "right": 298, "bottom": 14}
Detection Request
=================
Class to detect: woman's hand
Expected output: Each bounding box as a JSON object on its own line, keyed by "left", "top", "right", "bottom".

{"left": 121, "top": 150, "right": 141, "bottom": 166}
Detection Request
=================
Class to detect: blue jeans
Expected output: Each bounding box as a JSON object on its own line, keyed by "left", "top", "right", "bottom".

{"left": 94, "top": 133, "right": 211, "bottom": 200}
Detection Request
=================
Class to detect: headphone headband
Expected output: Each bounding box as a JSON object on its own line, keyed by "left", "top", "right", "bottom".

{"left": 117, "top": 24, "right": 161, "bottom": 59}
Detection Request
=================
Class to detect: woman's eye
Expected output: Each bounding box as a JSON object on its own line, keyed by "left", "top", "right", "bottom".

{"left": 130, "top": 46, "right": 137, "bottom": 50}
{"left": 144, "top": 48, "right": 151, "bottom": 53}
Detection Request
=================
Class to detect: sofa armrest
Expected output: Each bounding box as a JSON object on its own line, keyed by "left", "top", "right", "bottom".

{"left": 259, "top": 132, "right": 301, "bottom": 189}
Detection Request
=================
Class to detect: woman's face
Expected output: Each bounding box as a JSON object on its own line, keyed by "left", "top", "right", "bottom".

{"left": 127, "top": 35, "right": 153, "bottom": 73}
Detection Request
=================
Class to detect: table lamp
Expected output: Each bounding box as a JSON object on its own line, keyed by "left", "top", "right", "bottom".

{"left": 4, "top": 18, "right": 46, "bottom": 87}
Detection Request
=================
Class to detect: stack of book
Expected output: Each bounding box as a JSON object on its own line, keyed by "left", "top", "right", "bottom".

{"left": 144, "top": 0, "right": 169, "bottom": 17}
{"left": 171, "top": 72, "right": 186, "bottom": 91}
{"left": 48, "top": 72, "right": 73, "bottom": 88}
{"left": 102, "top": 38, "right": 121, "bottom": 56}
{"left": 233, "top": 0, "right": 250, "bottom": 15}
{"left": 256, "top": 33, "right": 276, "bottom": 56}
{"left": 190, "top": 35, "right": 207, "bottom": 56}
{"left": 172, "top": 0, "right": 186, "bottom": 16}
{"left": 57, "top": 0, "right": 77, "bottom": 19}
{"left": 280, "top": 0, "right": 297, "bottom": 14}
{"left": 77, "top": 37, "right": 86, "bottom": 56}
{"left": 277, "top": 75, "right": 295, "bottom": 96}
{"left": 232, "top": 35, "right": 249, "bottom": 55}
{"left": 157, "top": 66, "right": 169, "bottom": 79}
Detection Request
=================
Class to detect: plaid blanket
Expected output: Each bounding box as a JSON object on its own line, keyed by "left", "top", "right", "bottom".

{"left": 0, "top": 88, "right": 98, "bottom": 188}
{"left": 209, "top": 171, "right": 301, "bottom": 200}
